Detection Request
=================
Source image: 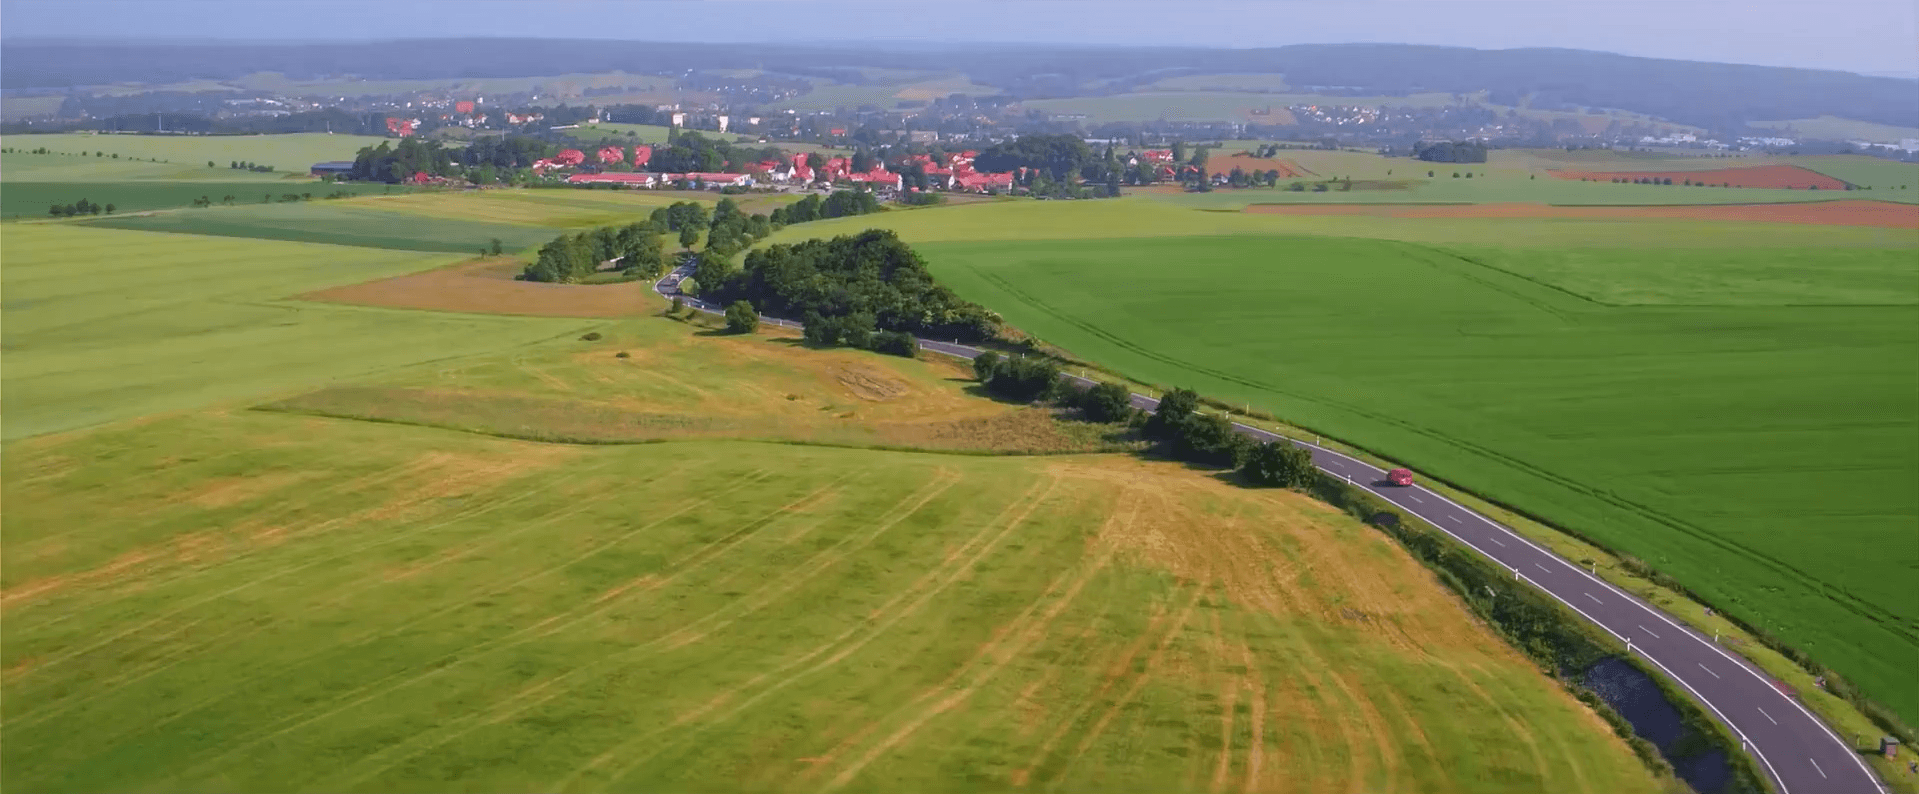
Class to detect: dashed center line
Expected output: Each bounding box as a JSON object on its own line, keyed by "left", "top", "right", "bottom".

{"left": 1698, "top": 662, "right": 1720, "bottom": 679}
{"left": 1810, "top": 758, "right": 1827, "bottom": 779}
{"left": 1637, "top": 625, "right": 1661, "bottom": 639}
{"left": 1485, "top": 535, "right": 1505, "bottom": 547}
{"left": 1533, "top": 562, "right": 1551, "bottom": 574}
{"left": 1757, "top": 707, "right": 1777, "bottom": 725}
{"left": 1583, "top": 593, "right": 1602, "bottom": 604}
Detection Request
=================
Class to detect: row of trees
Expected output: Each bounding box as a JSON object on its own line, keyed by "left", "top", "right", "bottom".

{"left": 767, "top": 190, "right": 880, "bottom": 226}
{"left": 700, "top": 229, "right": 1001, "bottom": 347}
{"left": 1413, "top": 140, "right": 1489, "bottom": 163}
{"left": 227, "top": 160, "right": 274, "bottom": 172}
{"left": 970, "top": 353, "right": 1318, "bottom": 489}
{"left": 47, "top": 198, "right": 112, "bottom": 217}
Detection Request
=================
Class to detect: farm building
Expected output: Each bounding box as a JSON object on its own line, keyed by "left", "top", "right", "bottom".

{"left": 310, "top": 161, "right": 355, "bottom": 177}
{"left": 567, "top": 172, "right": 658, "bottom": 187}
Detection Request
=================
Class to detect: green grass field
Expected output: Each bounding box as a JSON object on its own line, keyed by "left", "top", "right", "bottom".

{"left": 1022, "top": 91, "right": 1466, "bottom": 123}
{"left": 351, "top": 189, "right": 693, "bottom": 228}
{"left": 0, "top": 224, "right": 583, "bottom": 440}
{"left": 81, "top": 201, "right": 560, "bottom": 253}
{"left": 761, "top": 199, "right": 1919, "bottom": 723}
{"left": 0, "top": 331, "right": 1664, "bottom": 793}
{"left": 575, "top": 122, "right": 675, "bottom": 143}
{"left": 1751, "top": 116, "right": 1919, "bottom": 144}
{"left": 3, "top": 181, "right": 401, "bottom": 219}
{"left": 2, "top": 133, "right": 390, "bottom": 173}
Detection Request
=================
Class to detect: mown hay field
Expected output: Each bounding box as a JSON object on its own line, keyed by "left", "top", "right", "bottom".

{"left": 896, "top": 231, "right": 1918, "bottom": 722}
{"left": 0, "top": 224, "right": 584, "bottom": 441}
{"left": 260, "top": 314, "right": 1139, "bottom": 455}
{"left": 0, "top": 403, "right": 1665, "bottom": 794}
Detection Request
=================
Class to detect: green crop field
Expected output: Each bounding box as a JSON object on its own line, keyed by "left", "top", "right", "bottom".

{"left": 351, "top": 188, "right": 694, "bottom": 228}
{"left": 0, "top": 151, "right": 296, "bottom": 182}
{"left": 2, "top": 132, "right": 390, "bottom": 173}
{"left": 0, "top": 224, "right": 582, "bottom": 440}
{"left": 0, "top": 315, "right": 1663, "bottom": 792}
{"left": 760, "top": 198, "right": 1919, "bottom": 723}
{"left": 576, "top": 122, "right": 675, "bottom": 143}
{"left": 81, "top": 201, "right": 560, "bottom": 253}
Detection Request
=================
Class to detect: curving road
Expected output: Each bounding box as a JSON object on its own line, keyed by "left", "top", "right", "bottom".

{"left": 655, "top": 265, "right": 1884, "bottom": 794}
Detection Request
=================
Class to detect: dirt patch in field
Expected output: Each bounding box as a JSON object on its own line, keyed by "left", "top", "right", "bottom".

{"left": 183, "top": 470, "right": 317, "bottom": 508}
{"left": 1244, "top": 199, "right": 1918, "bottom": 228}
{"left": 1546, "top": 164, "right": 1848, "bottom": 190}
{"left": 833, "top": 365, "right": 912, "bottom": 402}
{"left": 300, "top": 258, "right": 656, "bottom": 318}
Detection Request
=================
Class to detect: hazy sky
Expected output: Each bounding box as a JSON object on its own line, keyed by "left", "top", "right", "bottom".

{"left": 4, "top": 0, "right": 1916, "bottom": 77}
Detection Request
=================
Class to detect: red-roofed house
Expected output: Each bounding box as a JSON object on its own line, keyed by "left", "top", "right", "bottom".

{"left": 954, "top": 172, "right": 1014, "bottom": 192}
{"left": 848, "top": 167, "right": 901, "bottom": 191}
{"left": 553, "top": 149, "right": 586, "bottom": 166}
{"left": 597, "top": 146, "right": 625, "bottom": 165}
{"left": 454, "top": 100, "right": 475, "bottom": 115}
{"left": 1140, "top": 149, "right": 1174, "bottom": 163}
{"left": 664, "top": 172, "right": 755, "bottom": 189}
{"left": 631, "top": 145, "right": 652, "bottom": 167}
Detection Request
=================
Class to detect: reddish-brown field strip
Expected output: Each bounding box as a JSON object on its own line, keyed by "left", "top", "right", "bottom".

{"left": 300, "top": 259, "right": 654, "bottom": 318}
{"left": 1209, "top": 155, "right": 1312, "bottom": 178}
{"left": 1546, "top": 164, "right": 1848, "bottom": 190}
{"left": 1244, "top": 200, "right": 1918, "bottom": 228}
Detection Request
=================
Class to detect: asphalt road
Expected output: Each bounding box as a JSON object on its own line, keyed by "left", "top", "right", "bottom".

{"left": 655, "top": 265, "right": 1884, "bottom": 794}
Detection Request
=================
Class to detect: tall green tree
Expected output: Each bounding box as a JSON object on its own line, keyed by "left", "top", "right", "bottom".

{"left": 724, "top": 300, "right": 759, "bottom": 333}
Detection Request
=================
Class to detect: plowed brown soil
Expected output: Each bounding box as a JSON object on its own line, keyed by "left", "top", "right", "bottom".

{"left": 1244, "top": 200, "right": 1918, "bottom": 228}
{"left": 1547, "top": 164, "right": 1848, "bottom": 190}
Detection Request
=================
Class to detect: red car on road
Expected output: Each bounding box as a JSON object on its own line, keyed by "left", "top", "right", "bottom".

{"left": 1388, "top": 468, "right": 1414, "bottom": 486}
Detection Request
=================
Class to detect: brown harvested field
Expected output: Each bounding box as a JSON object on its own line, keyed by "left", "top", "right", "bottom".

{"left": 1244, "top": 200, "right": 1919, "bottom": 228}
{"left": 1547, "top": 164, "right": 1848, "bottom": 190}
{"left": 300, "top": 258, "right": 656, "bottom": 317}
{"left": 1209, "top": 153, "right": 1314, "bottom": 178}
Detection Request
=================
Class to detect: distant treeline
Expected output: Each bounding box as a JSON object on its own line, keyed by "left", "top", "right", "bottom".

{"left": 349, "top": 136, "right": 550, "bottom": 183}
{"left": 1412, "top": 140, "right": 1488, "bottom": 163}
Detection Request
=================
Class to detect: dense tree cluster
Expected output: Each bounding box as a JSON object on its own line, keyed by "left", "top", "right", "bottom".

{"left": 1412, "top": 140, "right": 1489, "bottom": 163}
{"left": 522, "top": 217, "right": 670, "bottom": 283}
{"left": 228, "top": 160, "right": 274, "bottom": 172}
{"left": 708, "top": 230, "right": 999, "bottom": 350}
{"left": 972, "top": 134, "right": 1094, "bottom": 182}
{"left": 349, "top": 135, "right": 553, "bottom": 184}
{"left": 724, "top": 300, "right": 759, "bottom": 334}
{"left": 971, "top": 352, "right": 1061, "bottom": 401}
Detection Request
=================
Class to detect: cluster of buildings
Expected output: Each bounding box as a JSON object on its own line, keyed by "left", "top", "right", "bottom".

{"left": 551, "top": 147, "right": 1020, "bottom": 194}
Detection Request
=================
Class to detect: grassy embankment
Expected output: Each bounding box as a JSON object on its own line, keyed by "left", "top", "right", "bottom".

{"left": 1, "top": 311, "right": 1668, "bottom": 793}
{"left": 762, "top": 199, "right": 1919, "bottom": 737}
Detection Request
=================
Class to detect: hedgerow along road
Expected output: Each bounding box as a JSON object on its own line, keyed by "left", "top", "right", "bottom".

{"left": 654, "top": 263, "right": 1883, "bottom": 794}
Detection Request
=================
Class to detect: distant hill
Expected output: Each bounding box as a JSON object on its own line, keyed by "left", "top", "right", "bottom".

{"left": 4, "top": 39, "right": 1913, "bottom": 131}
